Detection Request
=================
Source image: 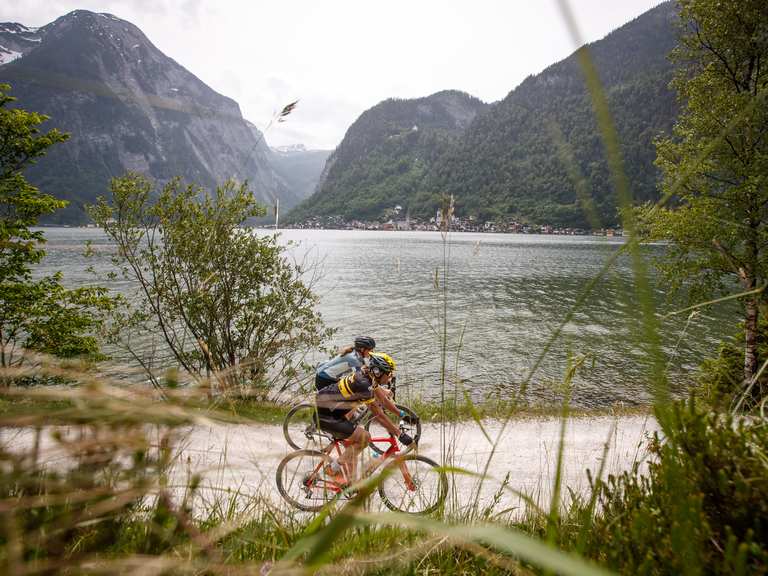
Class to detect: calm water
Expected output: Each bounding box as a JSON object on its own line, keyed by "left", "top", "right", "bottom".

{"left": 35, "top": 228, "right": 735, "bottom": 407}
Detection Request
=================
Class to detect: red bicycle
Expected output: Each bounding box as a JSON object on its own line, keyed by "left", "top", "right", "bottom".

{"left": 276, "top": 423, "right": 447, "bottom": 514}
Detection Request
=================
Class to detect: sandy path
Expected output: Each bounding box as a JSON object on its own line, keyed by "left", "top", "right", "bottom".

{"left": 177, "top": 414, "right": 659, "bottom": 513}
{"left": 0, "top": 414, "right": 658, "bottom": 515}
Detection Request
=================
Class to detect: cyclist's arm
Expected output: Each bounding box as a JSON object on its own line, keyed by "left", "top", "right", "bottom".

{"left": 369, "top": 399, "right": 401, "bottom": 437}
{"left": 373, "top": 386, "right": 399, "bottom": 415}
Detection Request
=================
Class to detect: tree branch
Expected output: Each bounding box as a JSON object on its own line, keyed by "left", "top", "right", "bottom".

{"left": 712, "top": 239, "right": 748, "bottom": 284}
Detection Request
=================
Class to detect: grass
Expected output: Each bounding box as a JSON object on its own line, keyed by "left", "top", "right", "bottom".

{"left": 1, "top": 360, "right": 765, "bottom": 574}
{"left": 0, "top": 391, "right": 650, "bottom": 425}
{"left": 401, "top": 396, "right": 651, "bottom": 423}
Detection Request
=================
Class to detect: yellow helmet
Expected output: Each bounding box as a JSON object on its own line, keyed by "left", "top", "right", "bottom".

{"left": 368, "top": 352, "right": 396, "bottom": 374}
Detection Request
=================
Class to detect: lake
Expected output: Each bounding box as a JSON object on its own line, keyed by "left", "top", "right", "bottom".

{"left": 35, "top": 227, "right": 735, "bottom": 407}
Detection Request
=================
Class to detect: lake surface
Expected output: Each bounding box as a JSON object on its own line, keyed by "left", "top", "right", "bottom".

{"left": 35, "top": 228, "right": 735, "bottom": 407}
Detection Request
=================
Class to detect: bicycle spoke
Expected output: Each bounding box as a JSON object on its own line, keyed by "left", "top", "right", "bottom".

{"left": 378, "top": 455, "right": 447, "bottom": 514}
{"left": 276, "top": 450, "right": 341, "bottom": 511}
{"left": 283, "top": 404, "right": 325, "bottom": 450}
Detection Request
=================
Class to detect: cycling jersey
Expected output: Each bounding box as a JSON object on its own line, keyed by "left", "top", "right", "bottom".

{"left": 316, "top": 350, "right": 365, "bottom": 381}
{"left": 315, "top": 370, "right": 378, "bottom": 439}
{"left": 316, "top": 370, "right": 376, "bottom": 411}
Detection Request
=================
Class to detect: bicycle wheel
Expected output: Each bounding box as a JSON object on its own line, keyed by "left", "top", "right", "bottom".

{"left": 275, "top": 449, "right": 340, "bottom": 512}
{"left": 283, "top": 403, "right": 322, "bottom": 450}
{"left": 378, "top": 455, "right": 447, "bottom": 514}
{"left": 365, "top": 404, "right": 421, "bottom": 455}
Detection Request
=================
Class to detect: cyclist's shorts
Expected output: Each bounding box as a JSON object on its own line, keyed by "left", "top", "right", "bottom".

{"left": 315, "top": 408, "right": 355, "bottom": 439}
{"left": 314, "top": 372, "right": 337, "bottom": 391}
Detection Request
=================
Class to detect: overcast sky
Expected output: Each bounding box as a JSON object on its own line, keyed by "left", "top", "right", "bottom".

{"left": 2, "top": 1, "right": 665, "bottom": 149}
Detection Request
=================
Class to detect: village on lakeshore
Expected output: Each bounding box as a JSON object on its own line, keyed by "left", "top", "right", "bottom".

{"left": 285, "top": 206, "right": 623, "bottom": 236}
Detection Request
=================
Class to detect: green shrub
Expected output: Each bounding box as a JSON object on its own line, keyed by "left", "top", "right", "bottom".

{"left": 585, "top": 400, "right": 768, "bottom": 575}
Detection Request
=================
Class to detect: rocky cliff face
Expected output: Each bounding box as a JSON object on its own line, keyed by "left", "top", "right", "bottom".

{"left": 0, "top": 10, "right": 291, "bottom": 223}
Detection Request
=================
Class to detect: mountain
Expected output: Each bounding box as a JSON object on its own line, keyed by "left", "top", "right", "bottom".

{"left": 0, "top": 10, "right": 291, "bottom": 224}
{"left": 289, "top": 1, "right": 679, "bottom": 228}
{"left": 0, "top": 23, "right": 43, "bottom": 65}
{"left": 416, "top": 1, "right": 680, "bottom": 228}
{"left": 285, "top": 90, "right": 488, "bottom": 223}
{"left": 269, "top": 144, "right": 331, "bottom": 203}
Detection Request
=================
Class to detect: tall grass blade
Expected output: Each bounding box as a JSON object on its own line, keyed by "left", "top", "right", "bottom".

{"left": 359, "top": 511, "right": 618, "bottom": 576}
{"left": 555, "top": 0, "right": 669, "bottom": 424}
{"left": 662, "top": 286, "right": 765, "bottom": 319}
{"left": 575, "top": 423, "right": 615, "bottom": 555}
{"left": 462, "top": 389, "right": 492, "bottom": 445}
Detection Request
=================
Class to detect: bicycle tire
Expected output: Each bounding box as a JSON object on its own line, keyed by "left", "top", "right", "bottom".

{"left": 365, "top": 404, "right": 421, "bottom": 455}
{"left": 275, "top": 449, "right": 338, "bottom": 512}
{"left": 377, "top": 454, "right": 447, "bottom": 514}
{"left": 283, "top": 403, "right": 322, "bottom": 450}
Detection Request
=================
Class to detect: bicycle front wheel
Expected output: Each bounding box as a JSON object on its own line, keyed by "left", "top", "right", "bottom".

{"left": 283, "top": 403, "right": 322, "bottom": 450}
{"left": 275, "top": 449, "right": 338, "bottom": 512}
{"left": 378, "top": 455, "right": 447, "bottom": 514}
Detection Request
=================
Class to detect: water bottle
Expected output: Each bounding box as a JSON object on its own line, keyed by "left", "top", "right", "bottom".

{"left": 349, "top": 404, "right": 366, "bottom": 423}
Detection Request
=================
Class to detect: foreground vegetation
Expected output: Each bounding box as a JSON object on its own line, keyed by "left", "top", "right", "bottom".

{"left": 0, "top": 374, "right": 765, "bottom": 575}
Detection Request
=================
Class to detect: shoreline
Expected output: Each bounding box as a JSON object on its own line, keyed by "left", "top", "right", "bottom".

{"left": 0, "top": 393, "right": 654, "bottom": 426}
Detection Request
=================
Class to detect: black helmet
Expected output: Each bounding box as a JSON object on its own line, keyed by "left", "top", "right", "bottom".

{"left": 354, "top": 336, "right": 376, "bottom": 350}
{"left": 368, "top": 352, "right": 396, "bottom": 374}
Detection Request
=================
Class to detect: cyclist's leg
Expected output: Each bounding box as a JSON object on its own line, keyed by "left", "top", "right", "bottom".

{"left": 340, "top": 425, "right": 369, "bottom": 481}
{"left": 315, "top": 409, "right": 368, "bottom": 482}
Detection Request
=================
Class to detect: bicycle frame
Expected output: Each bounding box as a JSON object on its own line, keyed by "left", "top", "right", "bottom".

{"left": 304, "top": 433, "right": 416, "bottom": 496}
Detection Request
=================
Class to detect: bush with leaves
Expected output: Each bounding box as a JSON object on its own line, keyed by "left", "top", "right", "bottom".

{"left": 584, "top": 400, "right": 768, "bottom": 575}
{"left": 0, "top": 83, "right": 114, "bottom": 372}
{"left": 89, "top": 173, "right": 331, "bottom": 396}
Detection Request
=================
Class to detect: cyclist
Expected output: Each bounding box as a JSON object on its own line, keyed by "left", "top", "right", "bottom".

{"left": 315, "top": 352, "right": 412, "bottom": 483}
{"left": 314, "top": 335, "right": 376, "bottom": 391}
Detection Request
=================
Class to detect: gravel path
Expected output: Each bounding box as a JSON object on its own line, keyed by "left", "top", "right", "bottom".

{"left": 177, "top": 414, "right": 659, "bottom": 513}
{"left": 1, "top": 414, "right": 658, "bottom": 515}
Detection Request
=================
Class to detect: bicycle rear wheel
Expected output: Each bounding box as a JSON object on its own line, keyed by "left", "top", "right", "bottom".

{"left": 283, "top": 403, "right": 323, "bottom": 450}
{"left": 378, "top": 454, "right": 447, "bottom": 514}
{"left": 365, "top": 404, "right": 421, "bottom": 455}
{"left": 275, "top": 449, "right": 339, "bottom": 511}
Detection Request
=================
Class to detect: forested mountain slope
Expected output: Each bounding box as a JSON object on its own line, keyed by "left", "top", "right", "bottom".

{"left": 417, "top": 1, "right": 679, "bottom": 227}
{"left": 290, "top": 1, "right": 679, "bottom": 228}
{"left": 286, "top": 90, "right": 488, "bottom": 223}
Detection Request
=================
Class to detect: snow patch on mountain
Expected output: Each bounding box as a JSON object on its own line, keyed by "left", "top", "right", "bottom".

{"left": 0, "top": 23, "right": 35, "bottom": 34}
{"left": 0, "top": 47, "right": 22, "bottom": 65}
